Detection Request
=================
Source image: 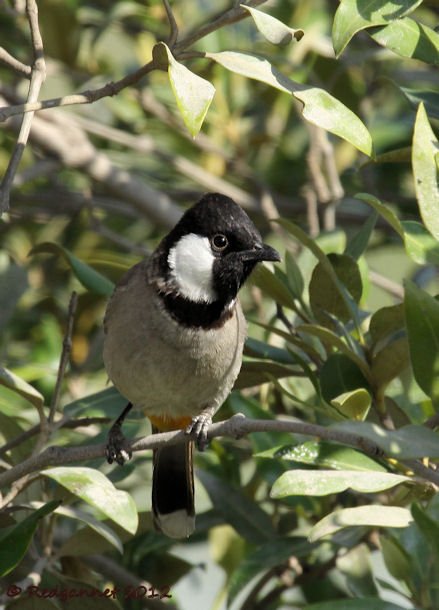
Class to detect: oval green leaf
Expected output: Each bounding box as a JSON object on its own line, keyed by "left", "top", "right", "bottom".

{"left": 412, "top": 103, "right": 439, "bottom": 240}
{"left": 320, "top": 354, "right": 370, "bottom": 404}
{"left": 206, "top": 51, "right": 373, "bottom": 156}
{"left": 331, "top": 388, "right": 371, "bottom": 421}
{"left": 159, "top": 42, "right": 215, "bottom": 137}
{"left": 371, "top": 18, "right": 439, "bottom": 65}
{"left": 309, "top": 505, "right": 413, "bottom": 542}
{"left": 402, "top": 221, "right": 439, "bottom": 265}
{"left": 0, "top": 500, "right": 61, "bottom": 576}
{"left": 271, "top": 470, "right": 409, "bottom": 498}
{"left": 404, "top": 280, "right": 439, "bottom": 404}
{"left": 332, "top": 0, "right": 422, "bottom": 57}
{"left": 42, "top": 466, "right": 138, "bottom": 535}
{"left": 242, "top": 5, "right": 304, "bottom": 45}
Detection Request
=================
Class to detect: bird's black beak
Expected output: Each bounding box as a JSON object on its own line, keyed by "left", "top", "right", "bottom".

{"left": 241, "top": 243, "right": 281, "bottom": 263}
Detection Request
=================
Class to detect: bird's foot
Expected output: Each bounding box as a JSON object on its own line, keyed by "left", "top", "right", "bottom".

{"left": 106, "top": 402, "right": 133, "bottom": 466}
{"left": 186, "top": 407, "right": 215, "bottom": 451}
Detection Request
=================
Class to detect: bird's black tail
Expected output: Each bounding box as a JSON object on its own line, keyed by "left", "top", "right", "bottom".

{"left": 152, "top": 439, "right": 195, "bottom": 539}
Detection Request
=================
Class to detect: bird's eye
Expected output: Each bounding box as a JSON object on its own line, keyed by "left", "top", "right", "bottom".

{"left": 211, "top": 233, "right": 228, "bottom": 252}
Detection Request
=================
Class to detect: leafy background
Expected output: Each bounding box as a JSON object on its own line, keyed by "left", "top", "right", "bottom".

{"left": 0, "top": 0, "right": 438, "bottom": 609}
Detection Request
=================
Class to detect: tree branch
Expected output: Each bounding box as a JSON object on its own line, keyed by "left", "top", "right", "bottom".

{"left": 0, "top": 0, "right": 46, "bottom": 212}
{"left": 0, "top": 47, "right": 31, "bottom": 77}
{"left": 1, "top": 414, "right": 438, "bottom": 496}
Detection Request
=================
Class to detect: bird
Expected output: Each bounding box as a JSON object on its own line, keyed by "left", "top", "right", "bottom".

{"left": 103, "top": 192, "right": 280, "bottom": 539}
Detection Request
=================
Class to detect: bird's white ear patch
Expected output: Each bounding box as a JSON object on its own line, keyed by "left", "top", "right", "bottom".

{"left": 168, "top": 234, "right": 217, "bottom": 303}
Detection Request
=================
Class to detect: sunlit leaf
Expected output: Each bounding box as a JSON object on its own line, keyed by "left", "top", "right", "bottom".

{"left": 402, "top": 221, "right": 439, "bottom": 265}
{"left": 332, "top": 0, "right": 422, "bottom": 57}
{"left": 42, "top": 467, "right": 138, "bottom": 534}
{"left": 331, "top": 388, "right": 371, "bottom": 421}
{"left": 271, "top": 470, "right": 409, "bottom": 498}
{"left": 242, "top": 5, "right": 304, "bottom": 45}
{"left": 257, "top": 441, "right": 386, "bottom": 472}
{"left": 412, "top": 103, "right": 439, "bottom": 240}
{"left": 404, "top": 281, "right": 439, "bottom": 404}
{"left": 309, "top": 505, "right": 413, "bottom": 542}
{"left": 157, "top": 42, "right": 215, "bottom": 137}
{"left": 370, "top": 18, "right": 439, "bottom": 64}
{"left": 207, "top": 51, "right": 373, "bottom": 156}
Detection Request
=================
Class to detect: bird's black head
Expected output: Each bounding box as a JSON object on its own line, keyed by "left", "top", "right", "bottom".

{"left": 153, "top": 193, "right": 280, "bottom": 328}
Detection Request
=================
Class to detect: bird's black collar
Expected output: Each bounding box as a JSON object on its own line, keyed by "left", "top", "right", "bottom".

{"left": 158, "top": 289, "right": 234, "bottom": 330}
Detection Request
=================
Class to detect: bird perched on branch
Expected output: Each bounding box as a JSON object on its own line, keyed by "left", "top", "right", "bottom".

{"left": 103, "top": 192, "right": 280, "bottom": 538}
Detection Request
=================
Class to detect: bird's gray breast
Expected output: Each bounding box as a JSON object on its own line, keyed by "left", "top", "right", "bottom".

{"left": 103, "top": 262, "right": 247, "bottom": 419}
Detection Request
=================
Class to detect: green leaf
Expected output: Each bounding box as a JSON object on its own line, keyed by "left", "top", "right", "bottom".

{"left": 355, "top": 193, "right": 404, "bottom": 238}
{"left": 30, "top": 242, "right": 114, "bottom": 296}
{"left": 298, "top": 324, "right": 369, "bottom": 379}
{"left": 271, "top": 470, "right": 409, "bottom": 498}
{"left": 305, "top": 599, "right": 413, "bottom": 610}
{"left": 412, "top": 103, "right": 439, "bottom": 240}
{"left": 228, "top": 537, "right": 311, "bottom": 604}
{"left": 371, "top": 18, "right": 439, "bottom": 64}
{"left": 257, "top": 441, "right": 386, "bottom": 472}
{"left": 53, "top": 504, "right": 123, "bottom": 554}
{"left": 197, "top": 470, "right": 276, "bottom": 544}
{"left": 0, "top": 366, "right": 44, "bottom": 409}
{"left": 345, "top": 211, "right": 378, "bottom": 260}
{"left": 42, "top": 467, "right": 138, "bottom": 534}
{"left": 400, "top": 87, "right": 439, "bottom": 120}
{"left": 404, "top": 281, "right": 439, "bottom": 404}
{"left": 277, "top": 219, "right": 361, "bottom": 325}
{"left": 332, "top": 0, "right": 422, "bottom": 57}
{"left": 411, "top": 503, "right": 439, "bottom": 558}
{"left": 251, "top": 264, "right": 297, "bottom": 309}
{"left": 244, "top": 338, "right": 296, "bottom": 365}
{"left": 285, "top": 250, "right": 305, "bottom": 298}
{"left": 371, "top": 337, "right": 410, "bottom": 391}
{"left": 309, "top": 253, "right": 363, "bottom": 324}
{"left": 331, "top": 388, "right": 371, "bottom": 421}
{"left": 369, "top": 304, "right": 405, "bottom": 347}
{"left": 309, "top": 505, "right": 413, "bottom": 542}
{"left": 320, "top": 354, "right": 370, "bottom": 403}
{"left": 402, "top": 221, "right": 439, "bottom": 265}
{"left": 242, "top": 5, "right": 304, "bottom": 45}
{"left": 380, "top": 535, "right": 413, "bottom": 583}
{"left": 236, "top": 360, "right": 295, "bottom": 389}
{"left": 332, "top": 421, "right": 439, "bottom": 458}
{"left": 0, "top": 500, "right": 61, "bottom": 576}
{"left": 157, "top": 42, "right": 215, "bottom": 137}
{"left": 207, "top": 51, "right": 373, "bottom": 156}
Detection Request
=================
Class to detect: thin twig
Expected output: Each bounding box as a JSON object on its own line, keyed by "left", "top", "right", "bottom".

{"left": 163, "top": 0, "right": 178, "bottom": 48}
{"left": 0, "top": 47, "right": 31, "bottom": 77}
{"left": 0, "top": 0, "right": 46, "bottom": 212}
{"left": 48, "top": 292, "right": 78, "bottom": 425}
{"left": 369, "top": 269, "right": 404, "bottom": 300}
{"left": 1, "top": 414, "right": 439, "bottom": 495}
{"left": 0, "top": 417, "right": 110, "bottom": 458}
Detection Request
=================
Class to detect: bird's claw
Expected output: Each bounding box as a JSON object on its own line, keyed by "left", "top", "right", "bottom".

{"left": 106, "top": 424, "right": 132, "bottom": 466}
{"left": 185, "top": 412, "right": 213, "bottom": 451}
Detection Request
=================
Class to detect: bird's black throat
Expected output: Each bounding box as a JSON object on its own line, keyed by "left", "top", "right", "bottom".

{"left": 158, "top": 290, "right": 234, "bottom": 329}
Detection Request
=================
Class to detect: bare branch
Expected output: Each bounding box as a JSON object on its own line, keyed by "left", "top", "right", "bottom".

{"left": 1, "top": 414, "right": 438, "bottom": 495}
{"left": 0, "top": 0, "right": 46, "bottom": 212}
{"left": 48, "top": 292, "right": 78, "bottom": 425}
{"left": 0, "top": 47, "right": 31, "bottom": 77}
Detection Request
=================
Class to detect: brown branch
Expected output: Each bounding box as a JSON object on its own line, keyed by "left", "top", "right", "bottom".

{"left": 48, "top": 292, "right": 78, "bottom": 425}
{"left": 0, "top": 0, "right": 46, "bottom": 212}
{"left": 1, "top": 414, "right": 438, "bottom": 496}
{"left": 163, "top": 0, "right": 179, "bottom": 48}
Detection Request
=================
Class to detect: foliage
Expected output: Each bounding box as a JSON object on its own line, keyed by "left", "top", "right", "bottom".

{"left": 0, "top": 1, "right": 438, "bottom": 609}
